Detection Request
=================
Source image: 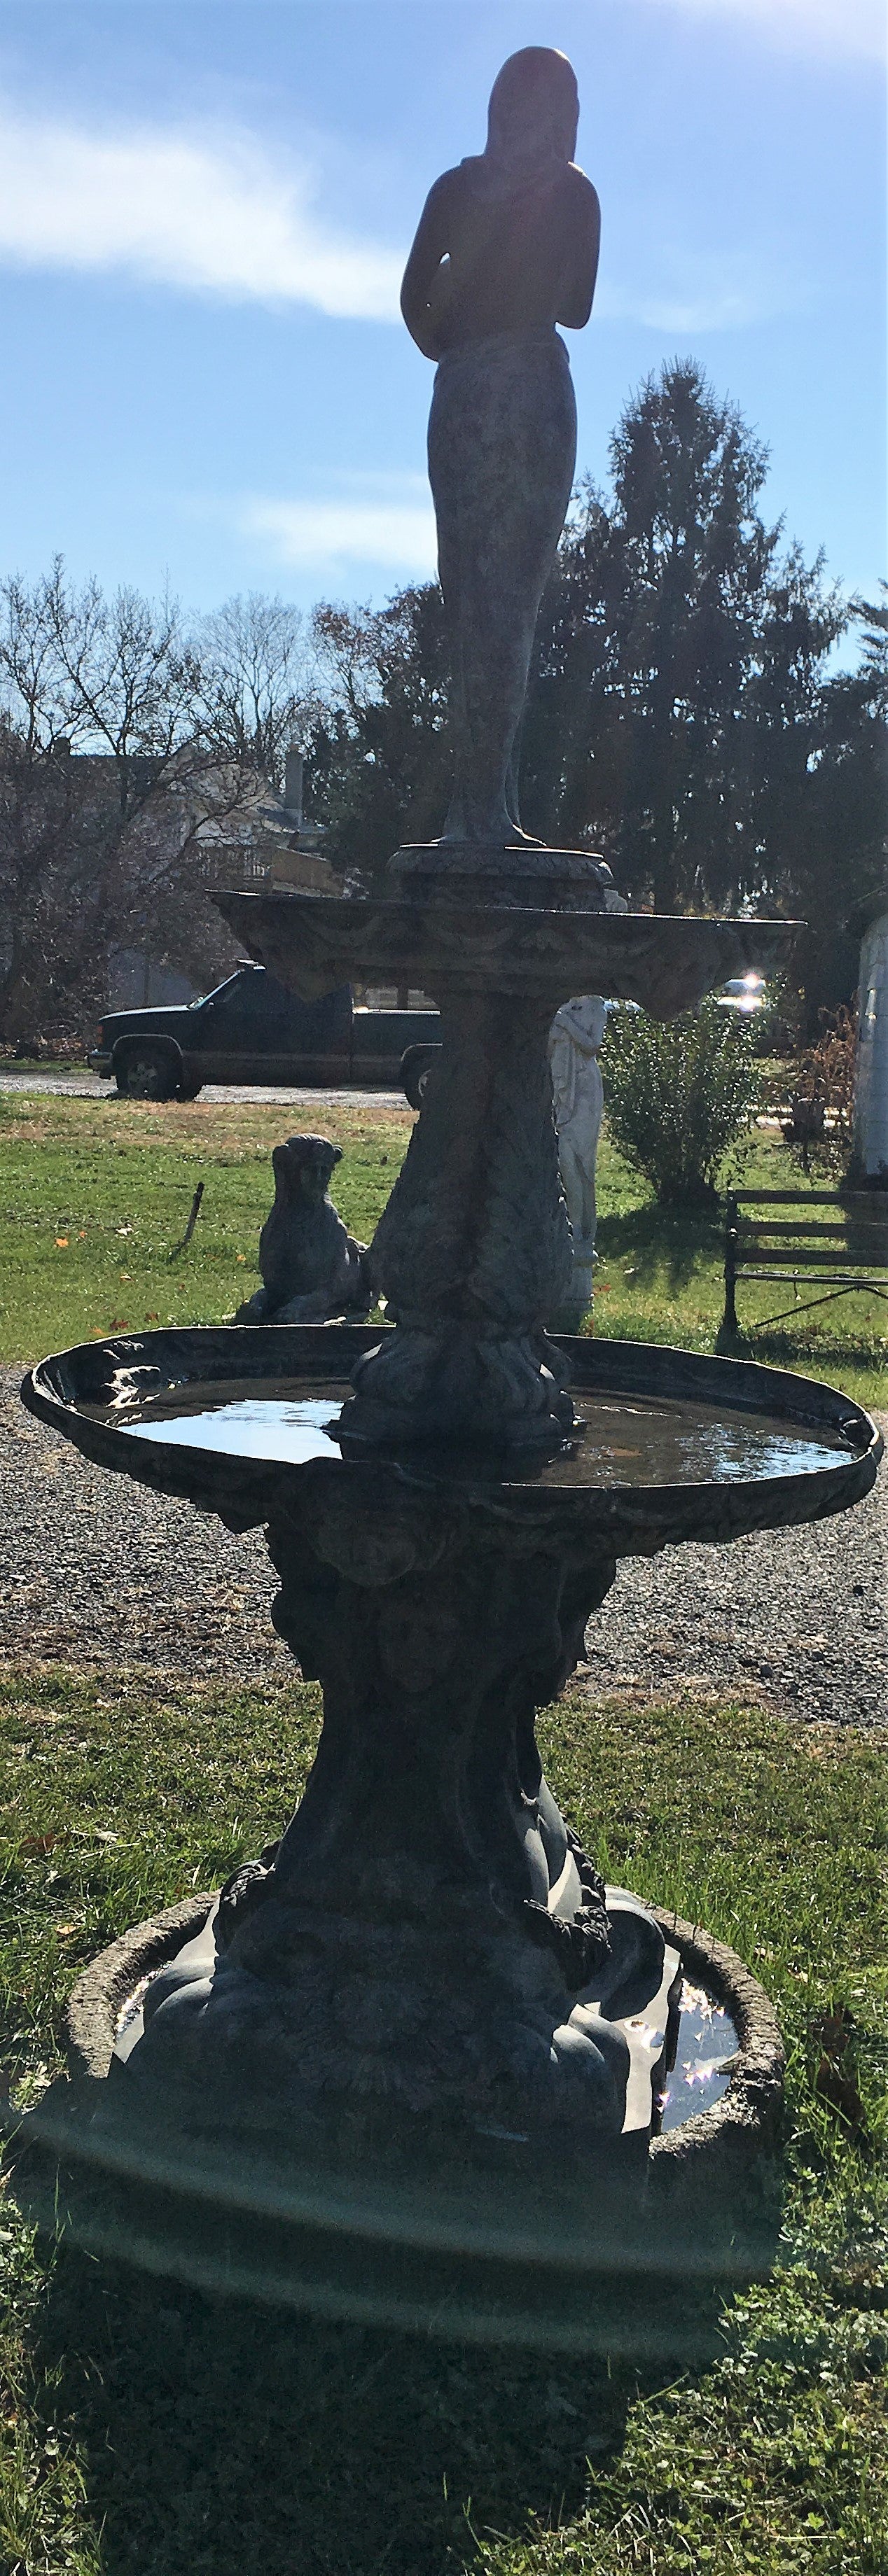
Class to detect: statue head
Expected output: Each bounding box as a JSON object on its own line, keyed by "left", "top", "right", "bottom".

{"left": 485, "top": 48, "right": 579, "bottom": 176}
{"left": 271, "top": 1134, "right": 342, "bottom": 1207}
{"left": 553, "top": 995, "right": 609, "bottom": 1054}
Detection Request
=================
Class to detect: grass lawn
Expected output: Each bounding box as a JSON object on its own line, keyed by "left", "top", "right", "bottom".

{"left": 0, "top": 1669, "right": 885, "bottom": 2575}
{"left": 0, "top": 1092, "right": 413, "bottom": 1364}
{"left": 0, "top": 1090, "right": 885, "bottom": 1407}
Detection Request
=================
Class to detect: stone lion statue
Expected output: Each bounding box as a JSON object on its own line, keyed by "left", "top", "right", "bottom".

{"left": 236, "top": 1135, "right": 370, "bottom": 1325}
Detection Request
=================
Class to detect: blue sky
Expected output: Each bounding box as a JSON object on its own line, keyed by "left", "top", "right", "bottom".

{"left": 0, "top": 0, "right": 884, "bottom": 635}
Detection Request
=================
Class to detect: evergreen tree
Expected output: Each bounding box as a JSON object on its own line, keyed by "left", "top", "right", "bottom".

{"left": 305, "top": 358, "right": 880, "bottom": 995}
{"left": 523, "top": 360, "right": 845, "bottom": 913}
{"left": 306, "top": 587, "right": 451, "bottom": 887}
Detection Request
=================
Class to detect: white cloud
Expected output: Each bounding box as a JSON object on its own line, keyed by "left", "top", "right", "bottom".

{"left": 597, "top": 248, "right": 808, "bottom": 333}
{"left": 242, "top": 487, "right": 438, "bottom": 575}
{"left": 649, "top": 0, "right": 885, "bottom": 59}
{"left": 0, "top": 97, "right": 403, "bottom": 317}
{"left": 599, "top": 282, "right": 765, "bottom": 332}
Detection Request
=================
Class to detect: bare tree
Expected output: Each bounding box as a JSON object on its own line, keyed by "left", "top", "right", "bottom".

{"left": 195, "top": 592, "right": 321, "bottom": 787}
{"left": 0, "top": 562, "right": 251, "bottom": 1042}
{"left": 40, "top": 557, "right": 202, "bottom": 802}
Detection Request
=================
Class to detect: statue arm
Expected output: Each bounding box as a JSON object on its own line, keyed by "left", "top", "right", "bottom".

{"left": 556, "top": 173, "right": 600, "bottom": 329}
{"left": 549, "top": 1027, "right": 577, "bottom": 1125}
{"left": 400, "top": 173, "right": 459, "bottom": 360}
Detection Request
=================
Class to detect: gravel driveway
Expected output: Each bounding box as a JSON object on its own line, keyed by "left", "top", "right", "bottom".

{"left": 0, "top": 1073, "right": 403, "bottom": 1106}
{"left": 1, "top": 1366, "right": 884, "bottom": 1727}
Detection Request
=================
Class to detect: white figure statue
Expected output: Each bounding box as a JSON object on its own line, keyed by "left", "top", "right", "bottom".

{"left": 548, "top": 993, "right": 608, "bottom": 1320}
{"left": 855, "top": 906, "right": 888, "bottom": 1182}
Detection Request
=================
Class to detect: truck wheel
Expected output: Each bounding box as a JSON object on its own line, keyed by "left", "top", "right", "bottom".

{"left": 400, "top": 1043, "right": 442, "bottom": 1110}
{"left": 178, "top": 1076, "right": 204, "bottom": 1101}
{"left": 114, "top": 1042, "right": 180, "bottom": 1101}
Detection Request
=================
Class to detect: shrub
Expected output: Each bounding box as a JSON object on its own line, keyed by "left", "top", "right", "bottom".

{"left": 751, "top": 972, "right": 804, "bottom": 1056}
{"left": 784, "top": 1000, "right": 858, "bottom": 1180}
{"left": 600, "top": 997, "right": 758, "bottom": 1206}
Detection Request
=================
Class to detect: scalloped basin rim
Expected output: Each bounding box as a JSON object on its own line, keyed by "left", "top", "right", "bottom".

{"left": 20, "top": 1326, "right": 881, "bottom": 1548}
{"left": 211, "top": 890, "right": 798, "bottom": 1012}
{"left": 213, "top": 892, "right": 800, "bottom": 930}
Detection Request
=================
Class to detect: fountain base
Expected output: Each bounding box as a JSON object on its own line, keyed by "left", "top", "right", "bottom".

{"left": 6, "top": 1903, "right": 783, "bottom": 2356}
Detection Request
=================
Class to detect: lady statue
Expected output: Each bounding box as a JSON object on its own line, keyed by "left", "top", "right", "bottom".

{"left": 401, "top": 48, "right": 599, "bottom": 848}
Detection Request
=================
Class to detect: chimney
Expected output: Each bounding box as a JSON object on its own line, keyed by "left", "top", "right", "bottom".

{"left": 284, "top": 745, "right": 304, "bottom": 827}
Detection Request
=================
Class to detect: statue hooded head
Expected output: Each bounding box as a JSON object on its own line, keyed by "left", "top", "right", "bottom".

{"left": 484, "top": 48, "right": 579, "bottom": 185}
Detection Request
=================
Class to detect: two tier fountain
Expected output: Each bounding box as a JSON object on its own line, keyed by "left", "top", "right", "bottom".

{"left": 18, "top": 50, "right": 880, "bottom": 2348}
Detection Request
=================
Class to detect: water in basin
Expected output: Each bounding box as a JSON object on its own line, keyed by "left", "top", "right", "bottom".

{"left": 655, "top": 1981, "right": 738, "bottom": 2133}
{"left": 123, "top": 1389, "right": 345, "bottom": 1464}
{"left": 102, "top": 1374, "right": 856, "bottom": 1485}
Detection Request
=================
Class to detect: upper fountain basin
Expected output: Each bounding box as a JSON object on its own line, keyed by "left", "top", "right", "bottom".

{"left": 21, "top": 1326, "right": 880, "bottom": 1558}
{"left": 213, "top": 890, "right": 798, "bottom": 1018}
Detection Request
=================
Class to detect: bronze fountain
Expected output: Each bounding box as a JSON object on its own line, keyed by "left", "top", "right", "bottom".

{"left": 17, "top": 50, "right": 881, "bottom": 2346}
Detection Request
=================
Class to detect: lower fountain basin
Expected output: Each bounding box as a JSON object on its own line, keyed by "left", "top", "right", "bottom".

{"left": 6, "top": 1900, "right": 781, "bottom": 2359}
{"left": 20, "top": 1324, "right": 881, "bottom": 1550}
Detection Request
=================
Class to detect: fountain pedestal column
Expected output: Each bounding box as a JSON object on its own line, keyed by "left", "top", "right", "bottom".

{"left": 126, "top": 1478, "right": 665, "bottom": 2157}
{"left": 349, "top": 979, "right": 577, "bottom": 1446}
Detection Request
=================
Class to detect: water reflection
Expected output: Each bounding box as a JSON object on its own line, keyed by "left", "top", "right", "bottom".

{"left": 111, "top": 1375, "right": 856, "bottom": 1487}
{"left": 658, "top": 1981, "right": 738, "bottom": 2132}
{"left": 125, "top": 1390, "right": 343, "bottom": 1464}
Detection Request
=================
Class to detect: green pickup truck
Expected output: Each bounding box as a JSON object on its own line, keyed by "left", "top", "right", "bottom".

{"left": 89, "top": 965, "right": 440, "bottom": 1100}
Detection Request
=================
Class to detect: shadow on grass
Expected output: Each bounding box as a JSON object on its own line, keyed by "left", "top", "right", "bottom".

{"left": 29, "top": 2248, "right": 674, "bottom": 2576}
{"left": 716, "top": 1318, "right": 887, "bottom": 1383}
{"left": 596, "top": 1204, "right": 723, "bottom": 1296}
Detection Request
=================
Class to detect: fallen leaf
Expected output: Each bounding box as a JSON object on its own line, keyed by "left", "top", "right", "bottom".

{"left": 55, "top": 1237, "right": 69, "bottom": 1249}
{"left": 55, "top": 1925, "right": 78, "bottom": 1940}
{"left": 19, "top": 1833, "right": 57, "bottom": 1857}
